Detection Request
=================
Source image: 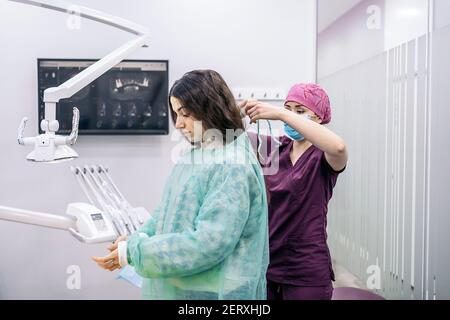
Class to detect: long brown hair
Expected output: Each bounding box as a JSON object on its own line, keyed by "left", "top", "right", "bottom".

{"left": 169, "top": 70, "right": 244, "bottom": 142}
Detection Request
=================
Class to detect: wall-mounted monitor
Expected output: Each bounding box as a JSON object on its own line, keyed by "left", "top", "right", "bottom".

{"left": 38, "top": 59, "right": 169, "bottom": 135}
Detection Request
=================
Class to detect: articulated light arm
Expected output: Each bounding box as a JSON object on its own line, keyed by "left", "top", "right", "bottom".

{"left": 1, "top": 1, "right": 149, "bottom": 244}
{"left": 0, "top": 206, "right": 76, "bottom": 230}
{"left": 0, "top": 204, "right": 118, "bottom": 244}
{"left": 9, "top": 0, "right": 149, "bottom": 162}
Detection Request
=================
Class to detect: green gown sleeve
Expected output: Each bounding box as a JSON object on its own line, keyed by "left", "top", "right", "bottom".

{"left": 135, "top": 203, "right": 162, "bottom": 238}
{"left": 126, "top": 164, "right": 251, "bottom": 278}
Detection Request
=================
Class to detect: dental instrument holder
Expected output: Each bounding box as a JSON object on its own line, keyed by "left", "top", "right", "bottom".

{"left": 67, "top": 203, "right": 117, "bottom": 244}
{"left": 71, "top": 165, "right": 150, "bottom": 240}
{"left": 10, "top": 0, "right": 149, "bottom": 163}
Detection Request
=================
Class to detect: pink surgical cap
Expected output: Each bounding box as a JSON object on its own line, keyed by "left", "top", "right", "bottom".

{"left": 285, "top": 83, "right": 332, "bottom": 124}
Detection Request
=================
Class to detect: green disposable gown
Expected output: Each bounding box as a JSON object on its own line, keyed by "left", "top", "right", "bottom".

{"left": 126, "top": 132, "right": 269, "bottom": 300}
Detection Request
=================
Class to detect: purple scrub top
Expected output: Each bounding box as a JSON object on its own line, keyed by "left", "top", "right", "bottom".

{"left": 250, "top": 133, "right": 345, "bottom": 286}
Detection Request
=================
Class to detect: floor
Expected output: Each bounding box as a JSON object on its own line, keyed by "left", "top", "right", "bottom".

{"left": 332, "top": 259, "right": 365, "bottom": 289}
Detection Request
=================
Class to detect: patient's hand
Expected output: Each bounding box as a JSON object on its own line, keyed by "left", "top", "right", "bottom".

{"left": 92, "top": 235, "right": 127, "bottom": 271}
{"left": 107, "top": 235, "right": 127, "bottom": 252}
{"left": 92, "top": 249, "right": 120, "bottom": 271}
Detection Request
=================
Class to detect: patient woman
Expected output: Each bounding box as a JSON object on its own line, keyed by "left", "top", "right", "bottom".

{"left": 92, "top": 70, "right": 269, "bottom": 300}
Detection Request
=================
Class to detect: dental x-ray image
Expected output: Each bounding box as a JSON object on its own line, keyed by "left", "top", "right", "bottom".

{"left": 38, "top": 59, "right": 169, "bottom": 135}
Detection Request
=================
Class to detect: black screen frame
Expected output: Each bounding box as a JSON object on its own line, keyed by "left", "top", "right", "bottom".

{"left": 37, "top": 58, "right": 170, "bottom": 136}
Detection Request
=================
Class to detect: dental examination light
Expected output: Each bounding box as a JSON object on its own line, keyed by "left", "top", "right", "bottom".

{"left": 11, "top": 0, "right": 149, "bottom": 163}
{"left": 0, "top": 0, "right": 149, "bottom": 244}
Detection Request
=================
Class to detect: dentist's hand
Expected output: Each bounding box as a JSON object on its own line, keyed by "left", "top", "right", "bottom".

{"left": 241, "top": 99, "right": 285, "bottom": 124}
{"left": 238, "top": 100, "right": 248, "bottom": 119}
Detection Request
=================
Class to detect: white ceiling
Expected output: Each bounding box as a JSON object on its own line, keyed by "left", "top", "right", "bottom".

{"left": 318, "top": 0, "right": 363, "bottom": 32}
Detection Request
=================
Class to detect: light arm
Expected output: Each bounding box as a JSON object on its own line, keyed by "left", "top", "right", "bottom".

{"left": 0, "top": 203, "right": 118, "bottom": 244}
{"left": 0, "top": 205, "right": 76, "bottom": 231}
{"left": 10, "top": 0, "right": 149, "bottom": 109}
{"left": 10, "top": 0, "right": 148, "bottom": 35}
{"left": 1, "top": 1, "right": 148, "bottom": 244}
{"left": 8, "top": 0, "right": 150, "bottom": 162}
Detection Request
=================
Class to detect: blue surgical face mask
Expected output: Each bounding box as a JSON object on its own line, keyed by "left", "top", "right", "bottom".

{"left": 284, "top": 123, "right": 304, "bottom": 141}
{"left": 283, "top": 114, "right": 312, "bottom": 141}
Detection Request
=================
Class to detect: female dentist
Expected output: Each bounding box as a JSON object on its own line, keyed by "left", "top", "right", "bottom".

{"left": 242, "top": 83, "right": 348, "bottom": 300}
{"left": 92, "top": 70, "right": 269, "bottom": 300}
